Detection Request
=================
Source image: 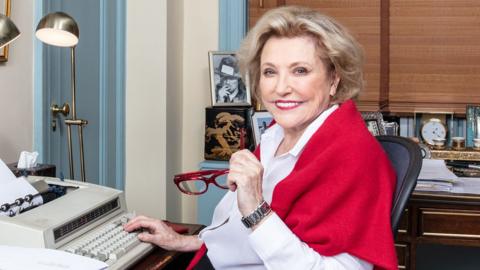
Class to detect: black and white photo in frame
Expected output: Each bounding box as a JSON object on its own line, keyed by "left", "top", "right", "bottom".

{"left": 209, "top": 51, "right": 251, "bottom": 106}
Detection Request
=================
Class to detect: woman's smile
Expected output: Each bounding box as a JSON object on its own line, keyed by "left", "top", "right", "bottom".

{"left": 274, "top": 100, "right": 303, "bottom": 110}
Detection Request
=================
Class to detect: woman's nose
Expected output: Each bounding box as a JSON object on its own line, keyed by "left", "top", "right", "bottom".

{"left": 275, "top": 73, "right": 292, "bottom": 95}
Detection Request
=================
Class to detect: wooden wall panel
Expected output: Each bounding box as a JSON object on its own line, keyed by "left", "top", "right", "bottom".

{"left": 249, "top": 0, "right": 387, "bottom": 111}
{"left": 248, "top": 0, "right": 383, "bottom": 111}
{"left": 248, "top": 0, "right": 480, "bottom": 114}
{"left": 389, "top": 0, "right": 480, "bottom": 114}
{"left": 248, "top": 0, "right": 285, "bottom": 29}
{"left": 286, "top": 0, "right": 382, "bottom": 111}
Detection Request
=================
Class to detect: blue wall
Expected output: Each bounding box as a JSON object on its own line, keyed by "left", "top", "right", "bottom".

{"left": 35, "top": 0, "right": 125, "bottom": 189}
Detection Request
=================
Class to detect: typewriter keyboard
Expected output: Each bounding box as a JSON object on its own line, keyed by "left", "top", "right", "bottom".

{"left": 62, "top": 213, "right": 153, "bottom": 268}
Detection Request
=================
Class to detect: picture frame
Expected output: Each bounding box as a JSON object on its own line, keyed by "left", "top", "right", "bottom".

{"left": 208, "top": 51, "right": 251, "bottom": 106}
{"left": 0, "top": 0, "right": 12, "bottom": 62}
{"left": 383, "top": 122, "right": 399, "bottom": 136}
{"left": 252, "top": 111, "right": 274, "bottom": 145}
{"left": 361, "top": 112, "right": 386, "bottom": 136}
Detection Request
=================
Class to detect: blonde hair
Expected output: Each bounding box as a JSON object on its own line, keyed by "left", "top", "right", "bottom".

{"left": 237, "top": 6, "right": 364, "bottom": 103}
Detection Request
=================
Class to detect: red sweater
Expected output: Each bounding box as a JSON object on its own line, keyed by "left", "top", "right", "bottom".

{"left": 188, "top": 100, "right": 397, "bottom": 270}
{"left": 265, "top": 100, "right": 397, "bottom": 269}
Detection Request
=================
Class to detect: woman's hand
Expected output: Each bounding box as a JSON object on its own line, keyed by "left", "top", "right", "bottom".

{"left": 124, "top": 216, "right": 202, "bottom": 252}
{"left": 227, "top": 149, "right": 264, "bottom": 216}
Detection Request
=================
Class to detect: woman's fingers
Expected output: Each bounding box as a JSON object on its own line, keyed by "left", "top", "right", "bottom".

{"left": 138, "top": 232, "right": 156, "bottom": 243}
{"left": 123, "top": 215, "right": 201, "bottom": 251}
{"left": 124, "top": 215, "right": 162, "bottom": 233}
{"left": 229, "top": 150, "right": 262, "bottom": 173}
{"left": 124, "top": 216, "right": 180, "bottom": 248}
{"left": 230, "top": 149, "right": 259, "bottom": 164}
{"left": 227, "top": 150, "right": 264, "bottom": 216}
{"left": 228, "top": 152, "right": 263, "bottom": 187}
{"left": 227, "top": 178, "right": 237, "bottom": 191}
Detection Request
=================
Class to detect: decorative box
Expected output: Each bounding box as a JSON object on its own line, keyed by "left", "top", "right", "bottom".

{"left": 204, "top": 106, "right": 254, "bottom": 161}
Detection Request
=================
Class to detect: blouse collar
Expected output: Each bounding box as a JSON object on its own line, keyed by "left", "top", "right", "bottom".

{"left": 261, "top": 104, "right": 339, "bottom": 157}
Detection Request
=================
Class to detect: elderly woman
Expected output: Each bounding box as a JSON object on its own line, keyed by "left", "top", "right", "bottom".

{"left": 125, "top": 6, "right": 397, "bottom": 270}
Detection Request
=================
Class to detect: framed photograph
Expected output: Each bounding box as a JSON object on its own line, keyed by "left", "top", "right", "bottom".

{"left": 252, "top": 111, "right": 274, "bottom": 145}
{"left": 361, "top": 112, "right": 386, "bottom": 136}
{"left": 209, "top": 51, "right": 251, "bottom": 106}
{"left": 0, "top": 0, "right": 12, "bottom": 62}
{"left": 204, "top": 107, "right": 255, "bottom": 161}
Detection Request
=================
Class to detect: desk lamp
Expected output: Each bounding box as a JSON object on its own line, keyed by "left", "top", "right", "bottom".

{"left": 0, "top": 13, "right": 20, "bottom": 49}
{"left": 36, "top": 12, "right": 88, "bottom": 182}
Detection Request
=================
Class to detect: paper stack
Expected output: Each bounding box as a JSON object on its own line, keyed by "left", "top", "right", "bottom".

{"left": 0, "top": 245, "right": 107, "bottom": 270}
{"left": 416, "top": 159, "right": 458, "bottom": 192}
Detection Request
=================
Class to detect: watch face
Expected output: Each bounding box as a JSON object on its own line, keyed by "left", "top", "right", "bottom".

{"left": 421, "top": 118, "right": 447, "bottom": 145}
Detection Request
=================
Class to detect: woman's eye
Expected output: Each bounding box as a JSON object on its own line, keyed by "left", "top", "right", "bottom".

{"left": 294, "top": 67, "right": 308, "bottom": 75}
{"left": 262, "top": 69, "right": 275, "bottom": 76}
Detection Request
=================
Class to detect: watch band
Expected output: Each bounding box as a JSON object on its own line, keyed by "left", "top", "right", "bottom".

{"left": 241, "top": 200, "right": 272, "bottom": 228}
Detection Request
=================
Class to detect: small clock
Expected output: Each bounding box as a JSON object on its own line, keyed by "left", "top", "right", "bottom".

{"left": 420, "top": 118, "right": 447, "bottom": 146}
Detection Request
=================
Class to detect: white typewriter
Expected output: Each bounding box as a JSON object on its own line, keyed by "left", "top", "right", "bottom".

{"left": 0, "top": 176, "right": 153, "bottom": 270}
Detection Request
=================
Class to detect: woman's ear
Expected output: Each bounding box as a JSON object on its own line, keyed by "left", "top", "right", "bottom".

{"left": 329, "top": 74, "right": 340, "bottom": 96}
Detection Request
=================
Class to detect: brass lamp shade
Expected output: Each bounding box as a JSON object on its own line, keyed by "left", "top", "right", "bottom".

{"left": 36, "top": 12, "right": 79, "bottom": 47}
{"left": 0, "top": 13, "right": 20, "bottom": 49}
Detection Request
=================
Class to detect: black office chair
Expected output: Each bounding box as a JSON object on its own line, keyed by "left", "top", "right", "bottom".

{"left": 376, "top": 135, "right": 422, "bottom": 236}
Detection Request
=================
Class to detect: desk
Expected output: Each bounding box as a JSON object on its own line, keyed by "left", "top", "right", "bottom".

{"left": 131, "top": 196, "right": 480, "bottom": 270}
{"left": 159, "top": 189, "right": 480, "bottom": 270}
{"left": 396, "top": 191, "right": 480, "bottom": 270}
{"left": 129, "top": 223, "right": 204, "bottom": 270}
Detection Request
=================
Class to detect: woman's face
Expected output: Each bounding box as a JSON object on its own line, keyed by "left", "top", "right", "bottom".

{"left": 259, "top": 36, "right": 338, "bottom": 135}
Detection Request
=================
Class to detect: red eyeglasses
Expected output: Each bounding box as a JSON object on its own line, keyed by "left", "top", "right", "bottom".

{"left": 173, "top": 169, "right": 229, "bottom": 195}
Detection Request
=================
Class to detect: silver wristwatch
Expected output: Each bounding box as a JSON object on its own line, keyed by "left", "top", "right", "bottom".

{"left": 241, "top": 200, "right": 272, "bottom": 228}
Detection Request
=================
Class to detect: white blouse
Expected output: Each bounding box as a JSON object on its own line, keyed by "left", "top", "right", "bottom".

{"left": 198, "top": 105, "right": 373, "bottom": 270}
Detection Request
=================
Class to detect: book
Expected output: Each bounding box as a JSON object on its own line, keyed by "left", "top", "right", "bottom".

{"left": 466, "top": 105, "right": 479, "bottom": 147}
